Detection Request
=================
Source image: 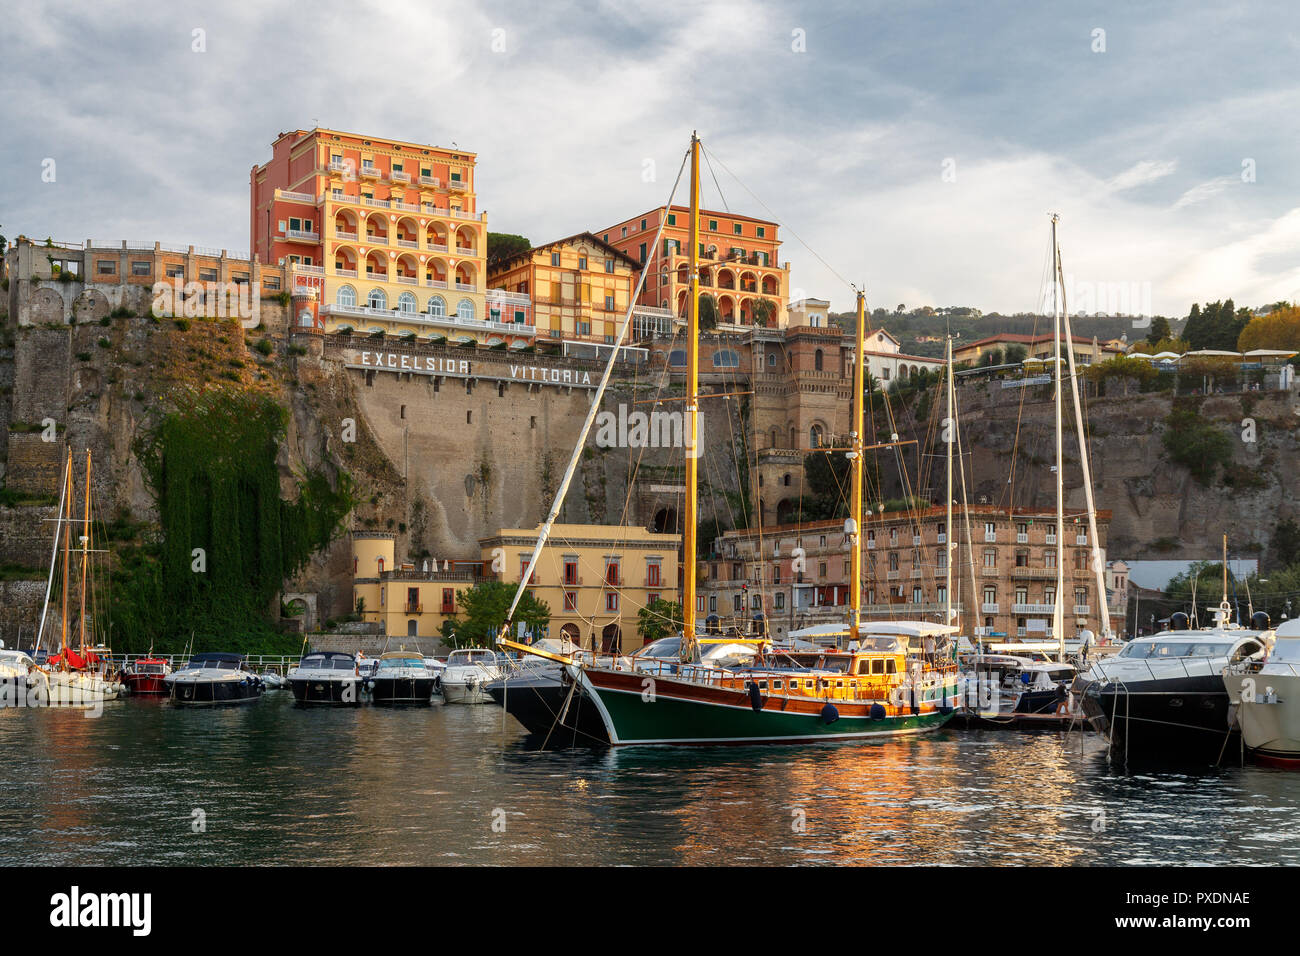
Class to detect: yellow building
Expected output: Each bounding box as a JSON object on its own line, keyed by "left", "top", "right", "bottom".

{"left": 478, "top": 524, "right": 682, "bottom": 653}
{"left": 350, "top": 532, "right": 479, "bottom": 642}
{"left": 487, "top": 232, "right": 675, "bottom": 350}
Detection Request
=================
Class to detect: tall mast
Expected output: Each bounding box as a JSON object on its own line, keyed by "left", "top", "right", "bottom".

{"left": 848, "top": 291, "right": 866, "bottom": 640}
{"left": 681, "top": 132, "right": 701, "bottom": 662}
{"left": 945, "top": 336, "right": 954, "bottom": 632}
{"left": 1051, "top": 214, "right": 1065, "bottom": 660}
{"left": 1056, "top": 237, "right": 1115, "bottom": 640}
{"left": 59, "top": 449, "right": 74, "bottom": 666}
{"left": 78, "top": 449, "right": 92, "bottom": 654}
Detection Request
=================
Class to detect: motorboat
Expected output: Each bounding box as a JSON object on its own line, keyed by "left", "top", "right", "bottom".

{"left": 485, "top": 639, "right": 611, "bottom": 744}
{"left": 1074, "top": 608, "right": 1273, "bottom": 763}
{"left": 122, "top": 657, "right": 172, "bottom": 696}
{"left": 1224, "top": 618, "right": 1300, "bottom": 767}
{"left": 440, "top": 648, "right": 505, "bottom": 704}
{"left": 259, "top": 670, "right": 288, "bottom": 691}
{"left": 0, "top": 648, "right": 47, "bottom": 705}
{"left": 288, "top": 651, "right": 362, "bottom": 705}
{"left": 166, "top": 652, "right": 264, "bottom": 706}
{"left": 953, "top": 654, "right": 1077, "bottom": 729}
{"left": 368, "top": 650, "right": 437, "bottom": 705}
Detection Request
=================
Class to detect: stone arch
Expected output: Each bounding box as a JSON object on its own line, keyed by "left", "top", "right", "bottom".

{"left": 281, "top": 592, "right": 318, "bottom": 631}
{"left": 600, "top": 622, "right": 622, "bottom": 654}
{"left": 73, "top": 289, "right": 110, "bottom": 324}
{"left": 30, "top": 287, "right": 66, "bottom": 325}
{"left": 652, "top": 507, "right": 679, "bottom": 534}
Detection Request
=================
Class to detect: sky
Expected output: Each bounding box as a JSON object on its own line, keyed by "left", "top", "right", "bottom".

{"left": 3, "top": 0, "right": 1299, "bottom": 318}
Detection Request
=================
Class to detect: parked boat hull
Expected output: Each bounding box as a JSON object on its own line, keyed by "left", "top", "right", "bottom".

{"left": 1076, "top": 674, "right": 1236, "bottom": 763}
{"left": 485, "top": 671, "right": 610, "bottom": 744}
{"left": 576, "top": 667, "right": 957, "bottom": 746}
{"left": 123, "top": 674, "right": 169, "bottom": 696}
{"left": 290, "top": 677, "right": 362, "bottom": 705}
{"left": 168, "top": 678, "right": 263, "bottom": 706}
{"left": 1226, "top": 672, "right": 1300, "bottom": 768}
{"left": 370, "top": 676, "right": 436, "bottom": 705}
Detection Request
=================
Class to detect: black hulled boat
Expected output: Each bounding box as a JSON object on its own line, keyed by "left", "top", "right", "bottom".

{"left": 288, "top": 650, "right": 362, "bottom": 705}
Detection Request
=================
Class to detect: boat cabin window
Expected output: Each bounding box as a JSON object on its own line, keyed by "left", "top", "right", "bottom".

{"left": 772, "top": 680, "right": 783, "bottom": 690}
{"left": 1272, "top": 639, "right": 1300, "bottom": 664}
{"left": 1119, "top": 641, "right": 1232, "bottom": 659}
{"left": 1229, "top": 641, "right": 1264, "bottom": 662}
{"left": 871, "top": 659, "right": 885, "bottom": 675}
{"left": 886, "top": 659, "right": 897, "bottom": 674}
{"left": 379, "top": 657, "right": 424, "bottom": 669}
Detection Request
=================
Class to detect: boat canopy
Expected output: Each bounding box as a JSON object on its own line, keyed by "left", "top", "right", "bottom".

{"left": 188, "top": 652, "right": 246, "bottom": 664}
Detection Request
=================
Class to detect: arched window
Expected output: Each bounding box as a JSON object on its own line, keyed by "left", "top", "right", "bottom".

{"left": 398, "top": 291, "right": 417, "bottom": 313}
{"left": 456, "top": 298, "right": 475, "bottom": 320}
{"left": 810, "top": 424, "right": 824, "bottom": 448}
{"left": 767, "top": 351, "right": 777, "bottom": 367}
{"left": 783, "top": 473, "right": 791, "bottom": 487}
{"left": 712, "top": 348, "right": 740, "bottom": 368}
{"left": 336, "top": 285, "right": 356, "bottom": 308}
{"left": 367, "top": 288, "right": 387, "bottom": 310}
{"left": 668, "top": 349, "right": 687, "bottom": 367}
{"left": 427, "top": 295, "right": 446, "bottom": 316}
{"left": 814, "top": 349, "right": 824, "bottom": 371}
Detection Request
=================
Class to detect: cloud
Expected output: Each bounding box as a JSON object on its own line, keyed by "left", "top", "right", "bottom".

{"left": 1171, "top": 176, "right": 1237, "bottom": 210}
{"left": 1106, "top": 160, "right": 1178, "bottom": 192}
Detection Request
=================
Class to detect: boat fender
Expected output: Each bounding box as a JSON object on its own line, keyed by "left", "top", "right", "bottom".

{"left": 869, "top": 703, "right": 886, "bottom": 721}
{"left": 748, "top": 681, "right": 763, "bottom": 712}
{"left": 820, "top": 702, "right": 839, "bottom": 725}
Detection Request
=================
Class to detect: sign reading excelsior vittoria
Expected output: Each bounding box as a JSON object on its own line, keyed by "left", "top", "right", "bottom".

{"left": 348, "top": 349, "right": 596, "bottom": 387}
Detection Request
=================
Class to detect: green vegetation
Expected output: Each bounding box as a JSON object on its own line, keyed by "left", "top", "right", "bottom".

{"left": 437, "top": 579, "right": 550, "bottom": 649}
{"left": 253, "top": 337, "right": 274, "bottom": 356}
{"left": 1161, "top": 404, "right": 1233, "bottom": 485}
{"left": 1182, "top": 299, "right": 1252, "bottom": 351}
{"left": 108, "top": 388, "right": 355, "bottom": 654}
{"left": 486, "top": 232, "right": 532, "bottom": 269}
{"left": 637, "top": 598, "right": 684, "bottom": 644}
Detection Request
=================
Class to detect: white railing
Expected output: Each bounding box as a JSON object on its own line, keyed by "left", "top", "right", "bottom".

{"left": 982, "top": 603, "right": 999, "bottom": 613}
{"left": 886, "top": 571, "right": 900, "bottom": 580}
{"left": 1017, "top": 533, "right": 1028, "bottom": 543}
{"left": 396, "top": 239, "right": 418, "bottom": 248}
{"left": 449, "top": 180, "right": 468, "bottom": 190}
{"left": 393, "top": 201, "right": 421, "bottom": 212}
{"left": 390, "top": 171, "right": 411, "bottom": 183}
{"left": 426, "top": 278, "right": 448, "bottom": 288}
{"left": 1046, "top": 534, "right": 1057, "bottom": 544}
{"left": 323, "top": 302, "right": 537, "bottom": 337}
{"left": 937, "top": 533, "right": 947, "bottom": 544}
{"left": 328, "top": 161, "right": 349, "bottom": 174}
{"left": 427, "top": 242, "right": 449, "bottom": 253}
{"left": 366, "top": 234, "right": 388, "bottom": 245}
{"left": 1073, "top": 605, "right": 1091, "bottom": 615}
{"left": 1076, "top": 535, "right": 1088, "bottom": 545}
{"left": 396, "top": 275, "right": 417, "bottom": 285}
{"left": 360, "top": 165, "right": 381, "bottom": 178}
{"left": 293, "top": 264, "right": 325, "bottom": 275}
{"left": 278, "top": 190, "right": 317, "bottom": 203}
{"left": 334, "top": 230, "right": 358, "bottom": 241}
{"left": 285, "top": 229, "right": 319, "bottom": 241}
{"left": 334, "top": 268, "right": 358, "bottom": 278}
{"left": 912, "top": 535, "right": 922, "bottom": 546}
{"left": 984, "top": 532, "right": 997, "bottom": 542}
{"left": 455, "top": 281, "right": 478, "bottom": 291}
{"left": 363, "top": 198, "right": 389, "bottom": 208}
{"left": 450, "top": 209, "right": 481, "bottom": 220}
{"left": 419, "top": 175, "right": 440, "bottom": 187}
{"left": 1013, "top": 603, "right": 1055, "bottom": 614}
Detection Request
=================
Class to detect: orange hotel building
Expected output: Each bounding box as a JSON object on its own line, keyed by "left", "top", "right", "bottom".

{"left": 250, "top": 128, "right": 532, "bottom": 347}
{"left": 596, "top": 206, "right": 790, "bottom": 328}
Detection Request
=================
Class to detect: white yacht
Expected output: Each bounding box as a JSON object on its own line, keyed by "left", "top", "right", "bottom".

{"left": 439, "top": 648, "right": 504, "bottom": 704}
{"left": 166, "top": 653, "right": 264, "bottom": 706}
{"left": 288, "top": 651, "right": 362, "bottom": 705}
{"left": 0, "top": 648, "right": 47, "bottom": 704}
{"left": 1224, "top": 618, "right": 1300, "bottom": 768}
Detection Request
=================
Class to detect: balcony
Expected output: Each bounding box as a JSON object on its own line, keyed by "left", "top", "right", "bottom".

{"left": 1076, "top": 535, "right": 1088, "bottom": 546}
{"left": 393, "top": 201, "right": 422, "bottom": 213}
{"left": 1013, "top": 603, "right": 1056, "bottom": 614}
{"left": 981, "top": 602, "right": 1000, "bottom": 613}
{"left": 277, "top": 189, "right": 317, "bottom": 203}
{"left": 327, "top": 160, "right": 349, "bottom": 174}
{"left": 910, "top": 569, "right": 922, "bottom": 578}
{"left": 937, "top": 533, "right": 946, "bottom": 544}
{"left": 420, "top": 175, "right": 440, "bottom": 187}
{"left": 396, "top": 275, "right": 418, "bottom": 285}
{"left": 427, "top": 242, "right": 449, "bottom": 253}
{"left": 334, "top": 230, "right": 358, "bottom": 241}
{"left": 322, "top": 302, "right": 537, "bottom": 337}
{"left": 866, "top": 540, "right": 876, "bottom": 550}
{"left": 984, "top": 532, "right": 997, "bottom": 542}
{"left": 365, "top": 234, "right": 389, "bottom": 246}
{"left": 363, "top": 197, "right": 389, "bottom": 208}
{"left": 396, "top": 239, "right": 418, "bottom": 249}
{"left": 391, "top": 170, "right": 411, "bottom": 183}
{"left": 1011, "top": 567, "right": 1058, "bottom": 580}
{"left": 449, "top": 180, "right": 468, "bottom": 191}
{"left": 404, "top": 602, "right": 422, "bottom": 614}
{"left": 284, "top": 229, "right": 319, "bottom": 242}
{"left": 1073, "top": 604, "right": 1091, "bottom": 615}
{"left": 1017, "top": 533, "right": 1028, "bottom": 543}
{"left": 455, "top": 281, "right": 479, "bottom": 292}
{"left": 360, "top": 165, "right": 382, "bottom": 179}
{"left": 912, "top": 535, "right": 921, "bottom": 546}
{"left": 886, "top": 571, "right": 900, "bottom": 580}
{"left": 333, "top": 267, "right": 358, "bottom": 278}
{"left": 1045, "top": 534, "right": 1057, "bottom": 544}
{"left": 981, "top": 567, "right": 998, "bottom": 576}
{"left": 293, "top": 264, "right": 325, "bottom": 276}
{"left": 425, "top": 278, "right": 449, "bottom": 289}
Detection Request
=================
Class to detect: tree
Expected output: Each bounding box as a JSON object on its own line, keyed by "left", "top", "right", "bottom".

{"left": 1146, "top": 315, "right": 1172, "bottom": 345}
{"left": 1004, "top": 343, "right": 1027, "bottom": 363}
{"left": 486, "top": 233, "right": 532, "bottom": 270}
{"left": 1238, "top": 305, "right": 1300, "bottom": 352}
{"left": 1273, "top": 518, "right": 1300, "bottom": 569}
{"left": 637, "top": 598, "right": 683, "bottom": 643}
{"left": 698, "top": 293, "right": 719, "bottom": 331}
{"left": 438, "top": 579, "right": 550, "bottom": 649}
{"left": 752, "top": 298, "right": 776, "bottom": 328}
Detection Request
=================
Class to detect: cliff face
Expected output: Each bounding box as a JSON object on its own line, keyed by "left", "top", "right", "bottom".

{"left": 953, "top": 381, "right": 1299, "bottom": 561}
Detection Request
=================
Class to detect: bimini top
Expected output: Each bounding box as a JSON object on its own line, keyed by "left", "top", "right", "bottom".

{"left": 789, "top": 621, "right": 959, "bottom": 641}
{"left": 301, "top": 651, "right": 356, "bottom": 662}
{"left": 188, "top": 652, "right": 246, "bottom": 665}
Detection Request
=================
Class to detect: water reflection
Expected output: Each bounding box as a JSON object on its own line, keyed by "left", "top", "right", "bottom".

{"left": 0, "top": 695, "right": 1297, "bottom": 865}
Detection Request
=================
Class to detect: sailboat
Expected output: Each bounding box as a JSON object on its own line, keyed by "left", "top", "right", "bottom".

{"left": 40, "top": 449, "right": 121, "bottom": 705}
{"left": 497, "top": 133, "right": 960, "bottom": 745}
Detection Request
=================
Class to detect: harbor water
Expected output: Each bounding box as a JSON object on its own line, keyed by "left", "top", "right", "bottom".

{"left": 2, "top": 694, "right": 1298, "bottom": 866}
